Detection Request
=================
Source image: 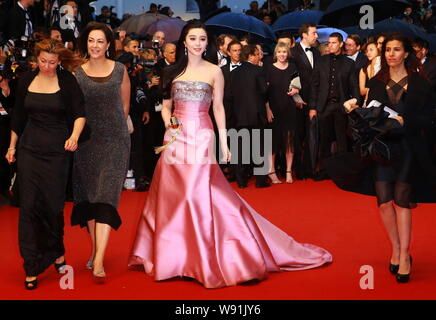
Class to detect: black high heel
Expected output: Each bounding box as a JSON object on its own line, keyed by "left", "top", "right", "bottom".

{"left": 389, "top": 263, "right": 399, "bottom": 275}
{"left": 54, "top": 259, "right": 67, "bottom": 273}
{"left": 24, "top": 278, "right": 38, "bottom": 290}
{"left": 396, "top": 256, "right": 412, "bottom": 283}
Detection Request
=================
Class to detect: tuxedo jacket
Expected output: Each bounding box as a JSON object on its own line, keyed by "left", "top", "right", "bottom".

{"left": 309, "top": 54, "right": 360, "bottom": 113}
{"left": 221, "top": 62, "right": 240, "bottom": 128}
{"left": 53, "top": 18, "right": 83, "bottom": 45}
{"left": 423, "top": 56, "right": 436, "bottom": 91}
{"left": 6, "top": 4, "right": 34, "bottom": 40}
{"left": 228, "top": 62, "right": 267, "bottom": 128}
{"left": 290, "top": 43, "right": 321, "bottom": 103}
{"left": 354, "top": 52, "right": 369, "bottom": 73}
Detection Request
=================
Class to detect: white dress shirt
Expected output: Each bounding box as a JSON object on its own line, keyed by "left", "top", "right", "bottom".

{"left": 18, "top": 1, "right": 33, "bottom": 38}
{"left": 300, "top": 42, "right": 314, "bottom": 68}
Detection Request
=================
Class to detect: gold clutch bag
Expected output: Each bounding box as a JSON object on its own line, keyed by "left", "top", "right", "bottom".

{"left": 154, "top": 116, "right": 183, "bottom": 154}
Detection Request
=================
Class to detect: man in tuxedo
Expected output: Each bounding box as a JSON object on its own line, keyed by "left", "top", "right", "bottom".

{"left": 228, "top": 44, "right": 270, "bottom": 189}
{"left": 220, "top": 40, "right": 242, "bottom": 181}
{"left": 6, "top": 0, "right": 35, "bottom": 40}
{"left": 216, "top": 34, "right": 235, "bottom": 67}
{"left": 309, "top": 32, "right": 360, "bottom": 180}
{"left": 54, "top": 0, "right": 82, "bottom": 49}
{"left": 412, "top": 37, "right": 436, "bottom": 91}
{"left": 412, "top": 37, "right": 436, "bottom": 158}
{"left": 290, "top": 23, "right": 320, "bottom": 179}
{"left": 154, "top": 42, "right": 176, "bottom": 76}
{"left": 345, "top": 34, "right": 368, "bottom": 79}
{"left": 221, "top": 40, "right": 242, "bottom": 129}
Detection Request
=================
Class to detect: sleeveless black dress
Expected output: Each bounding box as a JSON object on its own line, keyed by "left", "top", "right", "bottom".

{"left": 17, "top": 91, "right": 70, "bottom": 277}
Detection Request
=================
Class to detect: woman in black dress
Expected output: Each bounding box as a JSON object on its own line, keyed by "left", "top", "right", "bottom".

{"left": 265, "top": 42, "right": 301, "bottom": 184}
{"left": 344, "top": 33, "right": 436, "bottom": 283}
{"left": 5, "top": 39, "right": 86, "bottom": 290}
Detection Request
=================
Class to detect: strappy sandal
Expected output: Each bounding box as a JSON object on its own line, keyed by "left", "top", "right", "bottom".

{"left": 24, "top": 277, "right": 38, "bottom": 290}
{"left": 267, "top": 171, "right": 282, "bottom": 184}
{"left": 286, "top": 171, "right": 294, "bottom": 184}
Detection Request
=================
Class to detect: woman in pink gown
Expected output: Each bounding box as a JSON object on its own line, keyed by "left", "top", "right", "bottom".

{"left": 129, "top": 20, "right": 332, "bottom": 289}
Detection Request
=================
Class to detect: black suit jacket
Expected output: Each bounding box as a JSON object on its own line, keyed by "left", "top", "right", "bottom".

{"left": 53, "top": 18, "right": 83, "bottom": 45}
{"left": 228, "top": 62, "right": 267, "bottom": 128}
{"left": 309, "top": 54, "right": 360, "bottom": 113}
{"left": 423, "top": 56, "right": 436, "bottom": 91}
{"left": 290, "top": 43, "right": 320, "bottom": 103}
{"left": 6, "top": 4, "right": 34, "bottom": 40}
{"left": 221, "top": 62, "right": 239, "bottom": 128}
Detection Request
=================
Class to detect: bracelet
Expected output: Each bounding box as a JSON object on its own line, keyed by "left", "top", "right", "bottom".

{"left": 8, "top": 148, "right": 16, "bottom": 151}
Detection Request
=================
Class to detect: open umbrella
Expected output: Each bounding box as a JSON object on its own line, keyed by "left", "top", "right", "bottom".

{"left": 343, "top": 18, "right": 428, "bottom": 41}
{"left": 320, "top": 0, "right": 411, "bottom": 28}
{"left": 120, "top": 13, "right": 169, "bottom": 34}
{"left": 140, "top": 18, "right": 187, "bottom": 44}
{"left": 272, "top": 10, "right": 325, "bottom": 34}
{"left": 426, "top": 34, "right": 436, "bottom": 54}
{"left": 205, "top": 12, "right": 276, "bottom": 43}
{"left": 296, "top": 27, "right": 348, "bottom": 43}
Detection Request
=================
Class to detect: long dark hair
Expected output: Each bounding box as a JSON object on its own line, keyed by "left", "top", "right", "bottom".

{"left": 77, "top": 22, "right": 117, "bottom": 60}
{"left": 375, "top": 32, "right": 424, "bottom": 83}
{"left": 162, "top": 19, "right": 218, "bottom": 99}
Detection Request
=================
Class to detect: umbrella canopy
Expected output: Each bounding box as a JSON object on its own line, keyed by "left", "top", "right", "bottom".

{"left": 427, "top": 34, "right": 436, "bottom": 54}
{"left": 320, "top": 0, "right": 411, "bottom": 28}
{"left": 120, "top": 13, "right": 169, "bottom": 34}
{"left": 296, "top": 27, "right": 348, "bottom": 43}
{"left": 272, "top": 10, "right": 325, "bottom": 34}
{"left": 140, "top": 18, "right": 187, "bottom": 44}
{"left": 205, "top": 12, "right": 276, "bottom": 43}
{"left": 343, "top": 18, "right": 428, "bottom": 41}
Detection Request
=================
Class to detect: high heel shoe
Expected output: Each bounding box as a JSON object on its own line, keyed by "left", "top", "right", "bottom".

{"left": 85, "top": 259, "right": 94, "bottom": 270}
{"left": 92, "top": 268, "right": 106, "bottom": 284}
{"left": 389, "top": 263, "right": 399, "bottom": 275}
{"left": 54, "top": 259, "right": 66, "bottom": 273}
{"left": 390, "top": 256, "right": 412, "bottom": 275}
{"left": 396, "top": 256, "right": 412, "bottom": 283}
{"left": 267, "top": 172, "right": 282, "bottom": 184}
{"left": 286, "top": 171, "right": 294, "bottom": 184}
{"left": 24, "top": 278, "right": 38, "bottom": 290}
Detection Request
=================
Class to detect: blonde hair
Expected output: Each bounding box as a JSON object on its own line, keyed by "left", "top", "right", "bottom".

{"left": 34, "top": 39, "right": 84, "bottom": 72}
{"left": 273, "top": 42, "right": 291, "bottom": 62}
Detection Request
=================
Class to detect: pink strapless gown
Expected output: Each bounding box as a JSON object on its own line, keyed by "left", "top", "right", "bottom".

{"left": 129, "top": 80, "right": 332, "bottom": 288}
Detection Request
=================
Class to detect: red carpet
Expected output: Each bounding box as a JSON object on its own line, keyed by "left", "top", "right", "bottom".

{"left": 1, "top": 179, "right": 435, "bottom": 300}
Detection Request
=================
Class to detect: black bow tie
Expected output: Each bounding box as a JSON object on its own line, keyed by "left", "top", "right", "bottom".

{"left": 305, "top": 47, "right": 313, "bottom": 52}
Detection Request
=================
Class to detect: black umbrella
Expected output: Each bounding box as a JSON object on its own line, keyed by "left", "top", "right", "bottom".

{"left": 271, "top": 10, "right": 325, "bottom": 34}
{"left": 320, "top": 0, "right": 411, "bottom": 28}
{"left": 205, "top": 12, "right": 276, "bottom": 43}
{"left": 343, "top": 18, "right": 428, "bottom": 41}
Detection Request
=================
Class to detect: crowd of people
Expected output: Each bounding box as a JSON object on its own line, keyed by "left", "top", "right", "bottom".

{"left": 0, "top": 0, "right": 436, "bottom": 290}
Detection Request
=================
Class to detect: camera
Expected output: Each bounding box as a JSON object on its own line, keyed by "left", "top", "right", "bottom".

{"left": 135, "top": 87, "right": 147, "bottom": 105}
{"left": 152, "top": 40, "right": 159, "bottom": 49}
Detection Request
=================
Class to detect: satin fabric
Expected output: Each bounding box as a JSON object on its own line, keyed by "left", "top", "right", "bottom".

{"left": 129, "top": 80, "right": 332, "bottom": 288}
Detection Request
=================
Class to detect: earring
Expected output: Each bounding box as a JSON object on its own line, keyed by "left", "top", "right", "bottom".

{"left": 184, "top": 47, "right": 187, "bottom": 55}
{"left": 106, "top": 50, "right": 109, "bottom": 57}
{"left": 203, "top": 47, "right": 207, "bottom": 57}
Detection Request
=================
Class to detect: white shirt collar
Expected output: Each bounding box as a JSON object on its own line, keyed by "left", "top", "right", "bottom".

{"left": 421, "top": 57, "right": 427, "bottom": 65}
{"left": 348, "top": 51, "right": 359, "bottom": 61}
{"left": 17, "top": 1, "right": 27, "bottom": 11}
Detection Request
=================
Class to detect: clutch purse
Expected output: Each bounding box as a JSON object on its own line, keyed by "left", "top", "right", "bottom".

{"left": 154, "top": 116, "right": 183, "bottom": 154}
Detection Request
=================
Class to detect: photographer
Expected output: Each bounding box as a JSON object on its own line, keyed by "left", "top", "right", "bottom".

{"left": 151, "top": 30, "right": 165, "bottom": 58}
{"left": 96, "top": 5, "right": 120, "bottom": 29}
{"left": 118, "top": 37, "right": 152, "bottom": 192}
{"left": 6, "top": 0, "right": 35, "bottom": 41}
